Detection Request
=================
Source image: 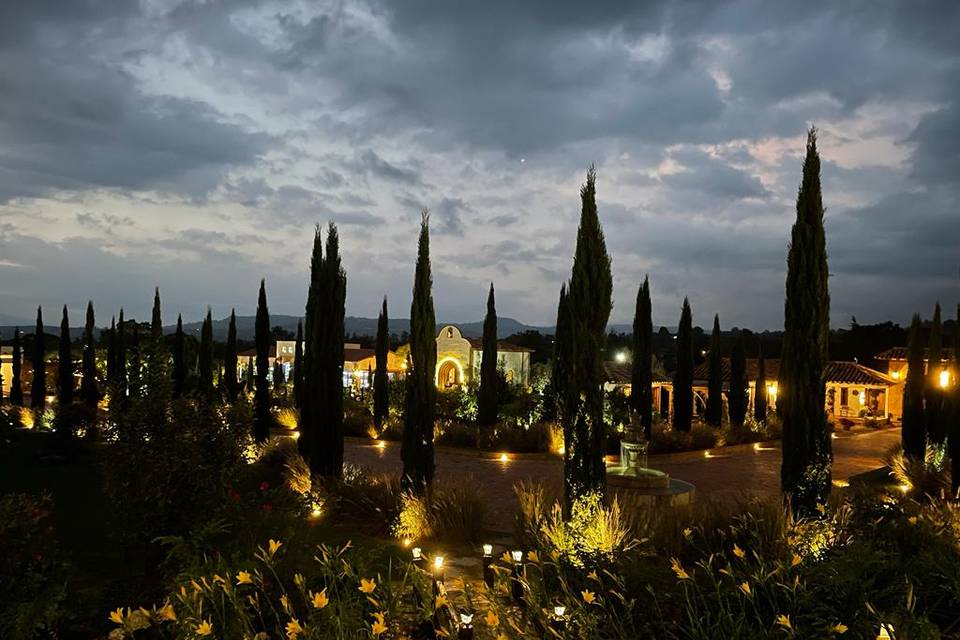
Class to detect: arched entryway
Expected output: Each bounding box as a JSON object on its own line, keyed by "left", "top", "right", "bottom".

{"left": 436, "top": 357, "right": 463, "bottom": 389}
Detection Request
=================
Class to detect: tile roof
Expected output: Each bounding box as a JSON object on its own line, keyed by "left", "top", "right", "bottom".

{"left": 603, "top": 361, "right": 670, "bottom": 385}
{"left": 875, "top": 347, "right": 955, "bottom": 362}
{"left": 691, "top": 358, "right": 896, "bottom": 387}
{"left": 466, "top": 338, "right": 535, "bottom": 353}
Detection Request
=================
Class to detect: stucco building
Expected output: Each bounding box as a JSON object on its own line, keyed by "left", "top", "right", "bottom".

{"left": 434, "top": 324, "right": 533, "bottom": 389}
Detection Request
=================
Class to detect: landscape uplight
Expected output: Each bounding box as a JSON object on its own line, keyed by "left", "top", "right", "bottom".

{"left": 939, "top": 369, "right": 950, "bottom": 389}
{"left": 551, "top": 605, "right": 568, "bottom": 633}
{"left": 615, "top": 351, "right": 627, "bottom": 363}
{"left": 482, "top": 545, "right": 494, "bottom": 587}
{"left": 499, "top": 453, "right": 510, "bottom": 462}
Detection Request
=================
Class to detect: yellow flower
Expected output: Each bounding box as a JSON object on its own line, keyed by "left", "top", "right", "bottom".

{"left": 776, "top": 614, "right": 792, "bottom": 630}
{"left": 908, "top": 516, "right": 918, "bottom": 525}
{"left": 732, "top": 544, "right": 746, "bottom": 559}
{"left": 435, "top": 594, "right": 448, "bottom": 609}
{"left": 485, "top": 610, "right": 499, "bottom": 627}
{"left": 739, "top": 582, "right": 751, "bottom": 596}
{"left": 527, "top": 550, "right": 539, "bottom": 563}
{"left": 581, "top": 590, "right": 596, "bottom": 604}
{"left": 360, "top": 578, "right": 377, "bottom": 593}
{"left": 281, "top": 594, "right": 291, "bottom": 612}
{"left": 268, "top": 539, "right": 283, "bottom": 556}
{"left": 293, "top": 573, "right": 305, "bottom": 587}
{"left": 109, "top": 608, "right": 125, "bottom": 625}
{"left": 497, "top": 635, "right": 508, "bottom": 640}
{"left": 831, "top": 623, "right": 848, "bottom": 634}
{"left": 371, "top": 611, "right": 387, "bottom": 636}
{"left": 501, "top": 551, "right": 512, "bottom": 563}
{"left": 549, "top": 550, "right": 560, "bottom": 561}
{"left": 311, "top": 589, "right": 329, "bottom": 609}
{"left": 213, "top": 574, "right": 227, "bottom": 585}
{"left": 196, "top": 620, "right": 214, "bottom": 636}
{"left": 816, "top": 502, "right": 826, "bottom": 515}
{"left": 791, "top": 554, "right": 802, "bottom": 567}
{"left": 286, "top": 618, "right": 304, "bottom": 639}
{"left": 157, "top": 603, "right": 177, "bottom": 621}
{"left": 682, "top": 527, "right": 693, "bottom": 539}
{"left": 671, "top": 558, "right": 690, "bottom": 580}
{"left": 587, "top": 570, "right": 599, "bottom": 582}
{"left": 237, "top": 571, "right": 253, "bottom": 585}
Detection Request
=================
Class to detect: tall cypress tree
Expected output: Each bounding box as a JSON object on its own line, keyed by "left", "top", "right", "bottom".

{"left": 704, "top": 314, "right": 723, "bottom": 427}
{"left": 672, "top": 298, "right": 694, "bottom": 433}
{"left": 729, "top": 330, "right": 748, "bottom": 427}
{"left": 246, "top": 356, "right": 254, "bottom": 393}
{"left": 373, "top": 300, "right": 389, "bottom": 432}
{"left": 11, "top": 328, "right": 23, "bottom": 406}
{"left": 630, "top": 276, "right": 653, "bottom": 440}
{"left": 81, "top": 301, "right": 98, "bottom": 409}
{"left": 106, "top": 317, "right": 116, "bottom": 385}
{"left": 902, "top": 313, "right": 927, "bottom": 460}
{"left": 558, "top": 167, "right": 613, "bottom": 505}
{"left": 780, "top": 128, "right": 832, "bottom": 515}
{"left": 302, "top": 224, "right": 347, "bottom": 475}
{"left": 254, "top": 281, "right": 272, "bottom": 442}
{"left": 754, "top": 347, "right": 768, "bottom": 423}
{"left": 31, "top": 307, "right": 46, "bottom": 410}
{"left": 151, "top": 288, "right": 162, "bottom": 340}
{"left": 926, "top": 302, "right": 945, "bottom": 443}
{"left": 293, "top": 321, "right": 303, "bottom": 411}
{"left": 58, "top": 305, "right": 73, "bottom": 409}
{"left": 198, "top": 309, "right": 215, "bottom": 402}
{"left": 402, "top": 212, "right": 437, "bottom": 494}
{"left": 478, "top": 283, "right": 499, "bottom": 427}
{"left": 129, "top": 323, "right": 141, "bottom": 399}
{"left": 273, "top": 360, "right": 285, "bottom": 392}
{"left": 553, "top": 284, "right": 572, "bottom": 455}
{"left": 172, "top": 315, "right": 186, "bottom": 398}
{"left": 116, "top": 310, "right": 127, "bottom": 405}
{"left": 224, "top": 310, "right": 239, "bottom": 402}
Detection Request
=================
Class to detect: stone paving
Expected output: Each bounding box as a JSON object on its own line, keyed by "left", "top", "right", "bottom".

{"left": 345, "top": 428, "right": 902, "bottom": 533}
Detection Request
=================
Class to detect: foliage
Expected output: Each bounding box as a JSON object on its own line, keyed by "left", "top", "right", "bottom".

{"left": 373, "top": 298, "right": 390, "bottom": 431}
{"left": 478, "top": 283, "right": 499, "bottom": 427}
{"left": 673, "top": 298, "right": 694, "bottom": 432}
{"left": 705, "top": 315, "right": 723, "bottom": 427}
{"left": 392, "top": 483, "right": 486, "bottom": 544}
{"left": 903, "top": 313, "right": 928, "bottom": 460}
{"left": 0, "top": 493, "right": 66, "bottom": 639}
{"left": 254, "top": 282, "right": 272, "bottom": 442}
{"left": 649, "top": 420, "right": 718, "bottom": 454}
{"left": 631, "top": 275, "right": 654, "bottom": 439}
{"left": 884, "top": 442, "right": 952, "bottom": 499}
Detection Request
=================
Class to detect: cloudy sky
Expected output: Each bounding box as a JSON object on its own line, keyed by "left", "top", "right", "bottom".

{"left": 1, "top": 0, "right": 958, "bottom": 330}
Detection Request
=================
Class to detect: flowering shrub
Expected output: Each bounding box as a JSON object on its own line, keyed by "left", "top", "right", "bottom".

{"left": 0, "top": 493, "right": 66, "bottom": 638}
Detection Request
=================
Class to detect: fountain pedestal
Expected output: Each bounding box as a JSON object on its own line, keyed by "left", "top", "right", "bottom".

{"left": 606, "top": 440, "right": 695, "bottom": 508}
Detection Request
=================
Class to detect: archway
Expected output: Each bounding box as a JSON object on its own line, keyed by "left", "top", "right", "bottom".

{"left": 436, "top": 357, "right": 463, "bottom": 389}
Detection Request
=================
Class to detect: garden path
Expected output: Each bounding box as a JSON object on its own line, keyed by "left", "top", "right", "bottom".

{"left": 344, "top": 428, "right": 902, "bottom": 534}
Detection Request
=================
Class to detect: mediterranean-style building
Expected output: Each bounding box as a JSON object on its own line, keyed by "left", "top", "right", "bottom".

{"left": 0, "top": 346, "right": 12, "bottom": 396}
{"left": 875, "top": 347, "right": 957, "bottom": 389}
{"left": 434, "top": 324, "right": 533, "bottom": 389}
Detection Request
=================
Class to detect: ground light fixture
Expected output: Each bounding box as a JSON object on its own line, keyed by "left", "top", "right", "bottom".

{"left": 482, "top": 545, "right": 495, "bottom": 588}
{"left": 551, "top": 605, "right": 568, "bottom": 633}
{"left": 511, "top": 550, "right": 525, "bottom": 603}
{"left": 458, "top": 611, "right": 474, "bottom": 639}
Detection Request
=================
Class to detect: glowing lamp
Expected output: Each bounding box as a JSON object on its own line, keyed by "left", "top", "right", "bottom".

{"left": 511, "top": 550, "right": 523, "bottom": 564}
{"left": 859, "top": 391, "right": 866, "bottom": 406}
{"left": 939, "top": 369, "right": 950, "bottom": 389}
{"left": 891, "top": 370, "right": 900, "bottom": 380}
{"left": 614, "top": 351, "right": 627, "bottom": 363}
{"left": 460, "top": 611, "right": 473, "bottom": 626}
{"left": 554, "top": 605, "right": 566, "bottom": 618}
{"left": 433, "top": 555, "right": 444, "bottom": 570}
{"left": 412, "top": 547, "right": 422, "bottom": 561}
{"left": 482, "top": 544, "right": 493, "bottom": 556}
{"left": 402, "top": 538, "right": 412, "bottom": 548}
{"left": 499, "top": 453, "right": 509, "bottom": 462}
{"left": 376, "top": 440, "right": 386, "bottom": 450}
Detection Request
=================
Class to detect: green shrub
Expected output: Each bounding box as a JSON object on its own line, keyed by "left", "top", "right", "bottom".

{"left": 649, "top": 421, "right": 718, "bottom": 454}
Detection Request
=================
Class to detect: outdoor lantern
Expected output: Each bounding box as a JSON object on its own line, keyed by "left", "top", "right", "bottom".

{"left": 412, "top": 546, "right": 422, "bottom": 560}
{"left": 482, "top": 545, "right": 495, "bottom": 588}
{"left": 551, "top": 605, "right": 568, "bottom": 633}
{"left": 510, "top": 550, "right": 525, "bottom": 604}
{"left": 433, "top": 555, "right": 445, "bottom": 591}
{"left": 940, "top": 369, "right": 950, "bottom": 389}
{"left": 458, "top": 611, "right": 474, "bottom": 639}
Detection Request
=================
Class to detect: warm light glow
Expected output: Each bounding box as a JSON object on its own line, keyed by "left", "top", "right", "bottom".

{"left": 614, "top": 351, "right": 627, "bottom": 364}
{"left": 433, "top": 555, "right": 444, "bottom": 570}
{"left": 554, "top": 605, "right": 567, "bottom": 618}
{"left": 877, "top": 624, "right": 894, "bottom": 639}
{"left": 498, "top": 453, "right": 510, "bottom": 462}
{"left": 402, "top": 538, "right": 412, "bottom": 548}
{"left": 703, "top": 450, "right": 713, "bottom": 459}
{"left": 310, "top": 507, "right": 323, "bottom": 519}
{"left": 511, "top": 550, "right": 523, "bottom": 564}
{"left": 482, "top": 544, "right": 493, "bottom": 556}
{"left": 289, "top": 430, "right": 300, "bottom": 440}
{"left": 412, "top": 547, "right": 422, "bottom": 560}
{"left": 831, "top": 432, "right": 838, "bottom": 440}
{"left": 376, "top": 440, "right": 387, "bottom": 450}
{"left": 939, "top": 369, "right": 950, "bottom": 389}
{"left": 897, "top": 483, "right": 911, "bottom": 494}
{"left": 891, "top": 370, "right": 900, "bottom": 380}
{"left": 832, "top": 479, "right": 850, "bottom": 488}
{"left": 858, "top": 390, "right": 866, "bottom": 405}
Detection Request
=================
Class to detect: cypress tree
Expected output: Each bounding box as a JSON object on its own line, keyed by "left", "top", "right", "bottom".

{"left": 129, "top": 323, "right": 141, "bottom": 399}
{"left": 926, "top": 302, "right": 945, "bottom": 443}
{"left": 672, "top": 298, "right": 694, "bottom": 432}
{"left": 402, "top": 212, "right": 437, "bottom": 494}
{"left": 254, "top": 280, "right": 272, "bottom": 442}
{"left": 116, "top": 310, "right": 127, "bottom": 405}
{"left": 478, "top": 283, "right": 499, "bottom": 427}
{"left": 11, "top": 328, "right": 23, "bottom": 406}
{"left": 273, "top": 360, "right": 285, "bottom": 390}
{"left": 57, "top": 305, "right": 73, "bottom": 409}
{"left": 106, "top": 317, "right": 116, "bottom": 385}
{"left": 630, "top": 276, "right": 653, "bottom": 440}
{"left": 172, "top": 315, "right": 186, "bottom": 398}
{"left": 224, "top": 310, "right": 239, "bottom": 402}
{"left": 151, "top": 288, "right": 162, "bottom": 340}
{"left": 145, "top": 289, "right": 169, "bottom": 402}
{"left": 81, "top": 301, "right": 98, "bottom": 409}
{"left": 754, "top": 347, "right": 768, "bottom": 423}
{"left": 302, "top": 224, "right": 347, "bottom": 475}
{"left": 31, "top": 307, "right": 46, "bottom": 410}
{"left": 198, "top": 309, "right": 215, "bottom": 402}
{"left": 558, "top": 166, "right": 613, "bottom": 505}
{"left": 293, "top": 321, "right": 303, "bottom": 410}
{"left": 373, "top": 300, "right": 389, "bottom": 432}
{"left": 902, "top": 313, "right": 927, "bottom": 460}
{"left": 246, "top": 356, "right": 254, "bottom": 393}
{"left": 704, "top": 314, "right": 723, "bottom": 427}
{"left": 553, "top": 284, "right": 573, "bottom": 459}
{"left": 729, "top": 330, "right": 748, "bottom": 427}
{"left": 780, "top": 128, "right": 832, "bottom": 515}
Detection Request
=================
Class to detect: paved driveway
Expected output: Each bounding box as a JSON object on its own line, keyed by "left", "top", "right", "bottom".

{"left": 344, "top": 428, "right": 901, "bottom": 533}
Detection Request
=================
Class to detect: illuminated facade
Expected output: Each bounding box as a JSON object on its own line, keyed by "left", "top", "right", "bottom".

{"left": 434, "top": 325, "right": 533, "bottom": 389}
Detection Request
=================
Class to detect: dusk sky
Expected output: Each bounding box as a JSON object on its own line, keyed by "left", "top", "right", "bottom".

{"left": 1, "top": 1, "right": 958, "bottom": 330}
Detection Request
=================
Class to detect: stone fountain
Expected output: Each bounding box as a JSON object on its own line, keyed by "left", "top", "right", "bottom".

{"left": 606, "top": 424, "right": 695, "bottom": 508}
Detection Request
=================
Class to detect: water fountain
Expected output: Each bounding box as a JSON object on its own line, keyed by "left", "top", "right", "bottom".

{"left": 606, "top": 425, "right": 695, "bottom": 508}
